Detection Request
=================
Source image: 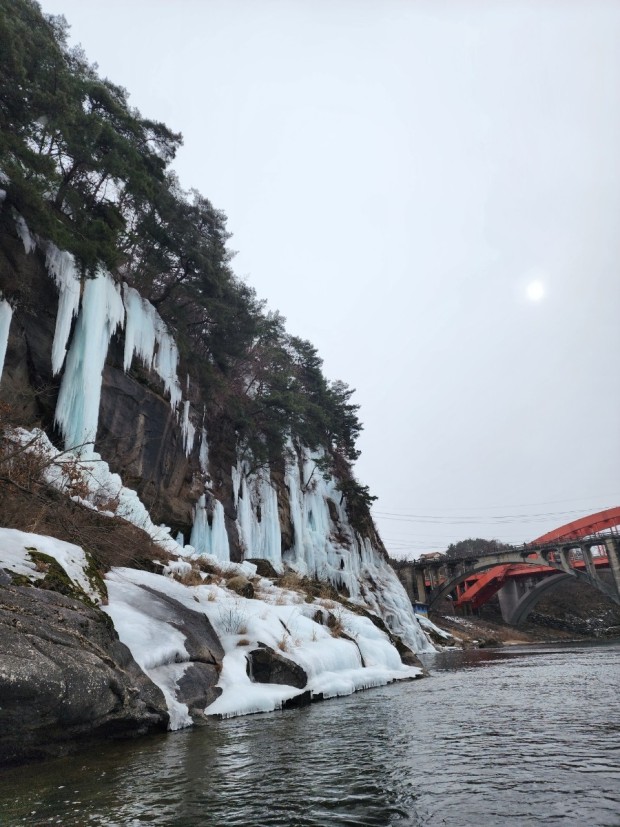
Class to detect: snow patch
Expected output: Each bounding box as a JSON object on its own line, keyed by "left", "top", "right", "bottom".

{"left": 0, "top": 527, "right": 101, "bottom": 602}
{"left": 9, "top": 427, "right": 183, "bottom": 555}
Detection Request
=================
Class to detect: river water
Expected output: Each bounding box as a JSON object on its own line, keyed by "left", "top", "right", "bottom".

{"left": 1, "top": 640, "right": 618, "bottom": 826}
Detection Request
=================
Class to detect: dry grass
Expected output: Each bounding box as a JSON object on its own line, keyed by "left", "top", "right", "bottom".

{"left": 172, "top": 567, "right": 204, "bottom": 586}
{"left": 0, "top": 418, "right": 169, "bottom": 576}
{"left": 327, "top": 609, "right": 346, "bottom": 638}
{"left": 278, "top": 571, "right": 306, "bottom": 593}
{"left": 277, "top": 634, "right": 291, "bottom": 652}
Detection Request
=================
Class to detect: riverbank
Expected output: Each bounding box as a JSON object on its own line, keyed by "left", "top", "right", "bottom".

{"left": 429, "top": 606, "right": 620, "bottom": 649}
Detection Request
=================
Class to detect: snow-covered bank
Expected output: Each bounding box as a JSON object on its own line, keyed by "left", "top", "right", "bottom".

{"left": 104, "top": 563, "right": 424, "bottom": 727}
{"left": 0, "top": 528, "right": 425, "bottom": 731}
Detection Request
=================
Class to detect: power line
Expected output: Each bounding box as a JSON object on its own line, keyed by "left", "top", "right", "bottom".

{"left": 373, "top": 493, "right": 619, "bottom": 512}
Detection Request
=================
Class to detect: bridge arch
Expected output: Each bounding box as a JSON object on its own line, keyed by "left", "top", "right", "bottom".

{"left": 505, "top": 569, "right": 620, "bottom": 625}
{"left": 531, "top": 506, "right": 620, "bottom": 544}
{"left": 507, "top": 573, "right": 572, "bottom": 626}
{"left": 427, "top": 553, "right": 562, "bottom": 607}
{"left": 427, "top": 543, "right": 620, "bottom": 615}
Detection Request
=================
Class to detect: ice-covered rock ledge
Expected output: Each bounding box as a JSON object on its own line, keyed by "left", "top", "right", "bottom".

{"left": 0, "top": 527, "right": 426, "bottom": 744}
{"left": 105, "top": 561, "right": 426, "bottom": 728}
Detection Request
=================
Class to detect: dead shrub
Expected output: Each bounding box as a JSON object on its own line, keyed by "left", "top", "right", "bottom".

{"left": 327, "top": 609, "right": 345, "bottom": 638}
{"left": 278, "top": 571, "right": 305, "bottom": 593}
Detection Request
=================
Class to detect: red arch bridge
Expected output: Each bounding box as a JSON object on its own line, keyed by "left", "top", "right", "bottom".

{"left": 404, "top": 507, "right": 620, "bottom": 626}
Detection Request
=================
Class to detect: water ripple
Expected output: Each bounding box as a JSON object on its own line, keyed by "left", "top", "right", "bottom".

{"left": 0, "top": 641, "right": 619, "bottom": 826}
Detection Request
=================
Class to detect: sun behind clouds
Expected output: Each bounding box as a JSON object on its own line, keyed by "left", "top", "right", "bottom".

{"left": 526, "top": 280, "right": 545, "bottom": 302}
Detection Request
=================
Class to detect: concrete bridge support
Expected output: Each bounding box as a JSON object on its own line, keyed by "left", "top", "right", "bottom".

{"left": 581, "top": 545, "right": 600, "bottom": 583}
{"left": 497, "top": 578, "right": 534, "bottom": 623}
{"left": 415, "top": 569, "right": 427, "bottom": 604}
{"left": 604, "top": 538, "right": 620, "bottom": 598}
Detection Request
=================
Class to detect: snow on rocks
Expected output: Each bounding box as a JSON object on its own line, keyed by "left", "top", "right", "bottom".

{"left": 103, "top": 565, "right": 424, "bottom": 726}
{"left": 0, "top": 526, "right": 101, "bottom": 602}
{"left": 8, "top": 427, "right": 183, "bottom": 555}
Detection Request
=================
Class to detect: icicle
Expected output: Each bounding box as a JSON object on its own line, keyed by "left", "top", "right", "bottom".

{"left": 199, "top": 426, "right": 209, "bottom": 475}
{"left": 190, "top": 494, "right": 230, "bottom": 562}
{"left": 0, "top": 297, "right": 14, "bottom": 383}
{"left": 123, "top": 284, "right": 182, "bottom": 409}
{"left": 55, "top": 270, "right": 125, "bottom": 453}
{"left": 122, "top": 285, "right": 157, "bottom": 372}
{"left": 14, "top": 213, "right": 36, "bottom": 254}
{"left": 233, "top": 463, "right": 282, "bottom": 566}
{"left": 180, "top": 400, "right": 196, "bottom": 456}
{"left": 210, "top": 500, "right": 230, "bottom": 561}
{"left": 46, "top": 244, "right": 82, "bottom": 375}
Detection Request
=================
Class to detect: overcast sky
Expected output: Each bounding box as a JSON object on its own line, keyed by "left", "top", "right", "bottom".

{"left": 38, "top": 0, "right": 620, "bottom": 557}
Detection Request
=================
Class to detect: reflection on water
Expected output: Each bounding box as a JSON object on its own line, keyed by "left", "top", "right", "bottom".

{"left": 1, "top": 641, "right": 619, "bottom": 826}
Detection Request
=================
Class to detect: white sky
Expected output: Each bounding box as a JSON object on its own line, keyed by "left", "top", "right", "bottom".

{"left": 38, "top": 0, "right": 620, "bottom": 557}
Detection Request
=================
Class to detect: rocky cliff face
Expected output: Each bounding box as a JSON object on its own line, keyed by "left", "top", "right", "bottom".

{"left": 1, "top": 225, "right": 204, "bottom": 540}
{"left": 0, "top": 217, "right": 432, "bottom": 761}
{"left": 0, "top": 218, "right": 418, "bottom": 619}
{"left": 0, "top": 574, "right": 169, "bottom": 764}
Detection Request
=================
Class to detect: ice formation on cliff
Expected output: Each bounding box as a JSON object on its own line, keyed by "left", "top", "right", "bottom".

{"left": 232, "top": 464, "right": 282, "bottom": 569}
{"left": 46, "top": 244, "right": 82, "bottom": 375}
{"left": 225, "top": 449, "right": 432, "bottom": 654}
{"left": 14, "top": 213, "right": 36, "bottom": 255}
{"left": 190, "top": 494, "right": 230, "bottom": 561}
{"left": 35, "top": 242, "right": 431, "bottom": 655}
{"left": 123, "top": 284, "right": 182, "bottom": 410}
{"left": 0, "top": 296, "right": 13, "bottom": 382}
{"left": 55, "top": 271, "right": 125, "bottom": 451}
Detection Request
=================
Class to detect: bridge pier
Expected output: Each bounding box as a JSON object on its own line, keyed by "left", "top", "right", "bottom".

{"left": 415, "top": 569, "right": 428, "bottom": 604}
{"left": 497, "top": 578, "right": 536, "bottom": 623}
{"left": 604, "top": 538, "right": 620, "bottom": 598}
{"left": 581, "top": 544, "right": 600, "bottom": 584}
{"left": 497, "top": 580, "right": 520, "bottom": 622}
{"left": 557, "top": 547, "right": 573, "bottom": 574}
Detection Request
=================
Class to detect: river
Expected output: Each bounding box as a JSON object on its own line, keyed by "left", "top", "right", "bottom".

{"left": 1, "top": 640, "right": 618, "bottom": 826}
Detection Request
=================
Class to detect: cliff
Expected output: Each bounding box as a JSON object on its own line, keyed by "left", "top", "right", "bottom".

{"left": 0, "top": 217, "right": 433, "bottom": 764}
{"left": 0, "top": 0, "right": 432, "bottom": 763}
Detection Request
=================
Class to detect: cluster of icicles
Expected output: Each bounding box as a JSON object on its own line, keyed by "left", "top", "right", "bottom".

{"left": 0, "top": 221, "right": 431, "bottom": 654}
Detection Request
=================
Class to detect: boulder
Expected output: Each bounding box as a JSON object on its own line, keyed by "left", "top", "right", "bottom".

{"left": 246, "top": 558, "right": 279, "bottom": 579}
{"left": 0, "top": 582, "right": 169, "bottom": 765}
{"left": 226, "top": 575, "right": 254, "bottom": 599}
{"left": 177, "top": 663, "right": 222, "bottom": 717}
{"left": 246, "top": 645, "right": 307, "bottom": 689}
